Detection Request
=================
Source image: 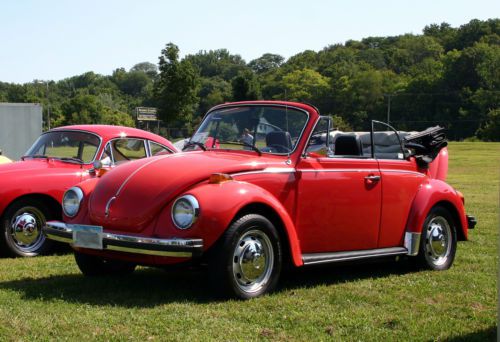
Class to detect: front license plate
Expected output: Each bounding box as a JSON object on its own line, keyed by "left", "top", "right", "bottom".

{"left": 70, "top": 224, "right": 103, "bottom": 250}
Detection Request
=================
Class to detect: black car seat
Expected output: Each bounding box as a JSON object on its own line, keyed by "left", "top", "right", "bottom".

{"left": 266, "top": 131, "right": 293, "bottom": 153}
{"left": 334, "top": 135, "right": 363, "bottom": 156}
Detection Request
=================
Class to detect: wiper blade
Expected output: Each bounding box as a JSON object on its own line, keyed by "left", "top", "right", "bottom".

{"left": 59, "top": 157, "right": 84, "bottom": 164}
{"left": 21, "top": 154, "right": 49, "bottom": 160}
{"left": 182, "top": 141, "right": 207, "bottom": 151}
{"left": 218, "top": 141, "right": 262, "bottom": 156}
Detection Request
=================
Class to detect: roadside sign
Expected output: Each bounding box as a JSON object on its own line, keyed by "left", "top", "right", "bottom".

{"left": 136, "top": 107, "right": 158, "bottom": 121}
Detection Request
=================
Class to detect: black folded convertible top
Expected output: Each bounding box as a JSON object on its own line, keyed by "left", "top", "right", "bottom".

{"left": 403, "top": 126, "right": 448, "bottom": 168}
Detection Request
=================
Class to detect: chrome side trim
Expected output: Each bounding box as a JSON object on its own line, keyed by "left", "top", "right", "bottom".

{"left": 106, "top": 245, "right": 193, "bottom": 257}
{"left": 43, "top": 221, "right": 203, "bottom": 257}
{"left": 233, "top": 167, "right": 296, "bottom": 177}
{"left": 380, "top": 169, "right": 425, "bottom": 176}
{"left": 302, "top": 247, "right": 408, "bottom": 265}
{"left": 300, "top": 168, "right": 380, "bottom": 173}
{"left": 404, "top": 232, "right": 421, "bottom": 256}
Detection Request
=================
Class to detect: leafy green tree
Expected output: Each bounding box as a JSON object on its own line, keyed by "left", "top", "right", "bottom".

{"left": 185, "top": 49, "right": 248, "bottom": 80}
{"left": 279, "top": 68, "right": 330, "bottom": 103}
{"left": 283, "top": 50, "right": 318, "bottom": 71}
{"left": 61, "top": 94, "right": 103, "bottom": 124}
{"left": 476, "top": 108, "right": 500, "bottom": 141}
{"left": 423, "top": 22, "right": 457, "bottom": 51}
{"left": 101, "top": 107, "right": 135, "bottom": 126}
{"left": 111, "top": 68, "right": 151, "bottom": 97}
{"left": 248, "top": 54, "right": 285, "bottom": 74}
{"left": 154, "top": 43, "right": 200, "bottom": 126}
{"left": 198, "top": 77, "right": 232, "bottom": 114}
{"left": 231, "top": 71, "right": 261, "bottom": 101}
{"left": 130, "top": 62, "right": 158, "bottom": 78}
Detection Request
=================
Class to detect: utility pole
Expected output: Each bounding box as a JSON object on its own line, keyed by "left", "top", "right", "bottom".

{"left": 35, "top": 80, "right": 51, "bottom": 130}
{"left": 384, "top": 93, "right": 392, "bottom": 124}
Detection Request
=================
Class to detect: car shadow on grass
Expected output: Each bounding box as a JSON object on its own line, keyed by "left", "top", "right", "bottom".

{"left": 443, "top": 326, "right": 496, "bottom": 341}
{"left": 278, "top": 257, "right": 418, "bottom": 292}
{"left": 0, "top": 257, "right": 418, "bottom": 307}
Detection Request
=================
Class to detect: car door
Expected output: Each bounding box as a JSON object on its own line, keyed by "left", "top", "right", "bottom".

{"left": 370, "top": 122, "right": 425, "bottom": 248}
{"left": 295, "top": 120, "right": 382, "bottom": 254}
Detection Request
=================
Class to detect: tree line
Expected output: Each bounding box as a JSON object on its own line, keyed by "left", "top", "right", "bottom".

{"left": 0, "top": 18, "right": 498, "bottom": 140}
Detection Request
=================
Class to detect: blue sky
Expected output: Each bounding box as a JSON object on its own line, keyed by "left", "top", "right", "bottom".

{"left": 0, "top": 0, "right": 498, "bottom": 84}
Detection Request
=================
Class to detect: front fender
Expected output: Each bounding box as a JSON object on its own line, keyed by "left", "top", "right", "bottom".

{"left": 405, "top": 179, "right": 468, "bottom": 240}
{"left": 160, "top": 180, "right": 303, "bottom": 267}
{"left": 63, "top": 177, "right": 99, "bottom": 224}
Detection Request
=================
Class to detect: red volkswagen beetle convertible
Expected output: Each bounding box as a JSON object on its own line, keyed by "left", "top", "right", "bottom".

{"left": 0, "top": 125, "right": 176, "bottom": 257}
{"left": 44, "top": 102, "right": 476, "bottom": 299}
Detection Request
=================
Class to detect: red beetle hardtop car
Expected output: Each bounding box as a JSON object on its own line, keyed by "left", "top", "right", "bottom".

{"left": 0, "top": 125, "right": 176, "bottom": 257}
{"left": 44, "top": 101, "right": 476, "bottom": 299}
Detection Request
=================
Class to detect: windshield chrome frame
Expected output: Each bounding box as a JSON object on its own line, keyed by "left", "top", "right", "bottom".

{"left": 26, "top": 129, "right": 103, "bottom": 165}
{"left": 194, "top": 103, "right": 311, "bottom": 156}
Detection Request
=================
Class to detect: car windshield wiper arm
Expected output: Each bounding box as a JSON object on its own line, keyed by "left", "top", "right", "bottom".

{"left": 182, "top": 141, "right": 207, "bottom": 151}
{"left": 58, "top": 157, "right": 84, "bottom": 164}
{"left": 219, "top": 141, "right": 262, "bottom": 156}
{"left": 21, "top": 154, "right": 49, "bottom": 160}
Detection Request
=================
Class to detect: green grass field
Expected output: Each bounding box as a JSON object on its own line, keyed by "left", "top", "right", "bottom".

{"left": 0, "top": 142, "right": 497, "bottom": 341}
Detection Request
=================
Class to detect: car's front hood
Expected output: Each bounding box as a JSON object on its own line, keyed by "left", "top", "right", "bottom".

{"left": 0, "top": 159, "right": 82, "bottom": 179}
{"left": 88, "top": 151, "right": 271, "bottom": 232}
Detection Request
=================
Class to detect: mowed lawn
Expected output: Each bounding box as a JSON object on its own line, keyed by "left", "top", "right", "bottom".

{"left": 0, "top": 142, "right": 497, "bottom": 341}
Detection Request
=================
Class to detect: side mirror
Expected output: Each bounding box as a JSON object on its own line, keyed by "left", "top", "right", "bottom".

{"left": 93, "top": 160, "right": 103, "bottom": 170}
{"left": 100, "top": 156, "right": 112, "bottom": 167}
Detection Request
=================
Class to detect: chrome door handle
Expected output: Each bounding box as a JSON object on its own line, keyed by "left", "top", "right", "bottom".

{"left": 365, "top": 175, "right": 381, "bottom": 182}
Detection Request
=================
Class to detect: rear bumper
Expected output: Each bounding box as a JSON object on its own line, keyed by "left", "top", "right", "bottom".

{"left": 466, "top": 215, "right": 477, "bottom": 229}
{"left": 43, "top": 221, "right": 204, "bottom": 258}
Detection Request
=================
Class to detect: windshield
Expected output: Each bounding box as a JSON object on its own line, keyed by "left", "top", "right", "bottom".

{"left": 187, "top": 105, "right": 309, "bottom": 154}
{"left": 25, "top": 130, "right": 101, "bottom": 163}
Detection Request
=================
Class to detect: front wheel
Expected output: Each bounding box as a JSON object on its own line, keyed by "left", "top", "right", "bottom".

{"left": 74, "top": 251, "right": 136, "bottom": 276}
{"left": 0, "top": 198, "right": 54, "bottom": 257}
{"left": 209, "top": 214, "right": 282, "bottom": 299}
{"left": 416, "top": 206, "right": 457, "bottom": 270}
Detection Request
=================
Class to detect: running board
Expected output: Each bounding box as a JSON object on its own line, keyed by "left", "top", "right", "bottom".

{"left": 302, "top": 247, "right": 408, "bottom": 266}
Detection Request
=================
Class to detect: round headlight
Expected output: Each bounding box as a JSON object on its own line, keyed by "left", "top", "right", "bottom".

{"left": 171, "top": 195, "right": 199, "bottom": 229}
{"left": 62, "top": 187, "right": 84, "bottom": 217}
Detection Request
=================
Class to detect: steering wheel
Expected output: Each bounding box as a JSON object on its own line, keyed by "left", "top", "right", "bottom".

{"left": 267, "top": 144, "right": 291, "bottom": 153}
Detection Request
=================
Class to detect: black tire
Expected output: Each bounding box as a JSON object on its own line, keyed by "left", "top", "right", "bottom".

{"left": 74, "top": 251, "right": 136, "bottom": 276}
{"left": 416, "top": 206, "right": 457, "bottom": 270}
{"left": 209, "top": 214, "right": 282, "bottom": 299}
{"left": 0, "top": 198, "right": 54, "bottom": 257}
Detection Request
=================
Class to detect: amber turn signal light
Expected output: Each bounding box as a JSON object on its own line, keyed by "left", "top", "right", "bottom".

{"left": 209, "top": 173, "right": 233, "bottom": 184}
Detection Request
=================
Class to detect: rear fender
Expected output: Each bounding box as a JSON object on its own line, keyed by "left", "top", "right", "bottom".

{"left": 186, "top": 181, "right": 303, "bottom": 266}
{"left": 428, "top": 147, "right": 448, "bottom": 181}
{"left": 405, "top": 178, "right": 468, "bottom": 240}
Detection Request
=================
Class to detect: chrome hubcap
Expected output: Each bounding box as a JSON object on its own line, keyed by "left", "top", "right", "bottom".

{"left": 9, "top": 207, "right": 46, "bottom": 253}
{"left": 425, "top": 216, "right": 451, "bottom": 265}
{"left": 232, "top": 230, "right": 274, "bottom": 293}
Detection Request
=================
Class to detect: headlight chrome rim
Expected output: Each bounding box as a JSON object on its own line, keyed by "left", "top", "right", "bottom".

{"left": 62, "top": 187, "right": 84, "bottom": 218}
{"left": 171, "top": 195, "right": 199, "bottom": 230}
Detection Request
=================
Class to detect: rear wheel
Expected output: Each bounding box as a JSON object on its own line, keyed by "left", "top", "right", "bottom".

{"left": 416, "top": 206, "right": 457, "bottom": 270}
{"left": 74, "top": 251, "right": 136, "bottom": 276}
{"left": 0, "top": 198, "right": 54, "bottom": 257}
{"left": 209, "top": 214, "right": 282, "bottom": 299}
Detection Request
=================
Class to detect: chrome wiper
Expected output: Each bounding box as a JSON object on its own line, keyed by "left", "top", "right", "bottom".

{"left": 218, "top": 141, "right": 262, "bottom": 156}
{"left": 59, "top": 157, "right": 84, "bottom": 164}
{"left": 182, "top": 141, "right": 207, "bottom": 151}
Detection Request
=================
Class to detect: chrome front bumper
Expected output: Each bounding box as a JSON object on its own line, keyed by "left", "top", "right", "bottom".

{"left": 43, "top": 221, "right": 203, "bottom": 258}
